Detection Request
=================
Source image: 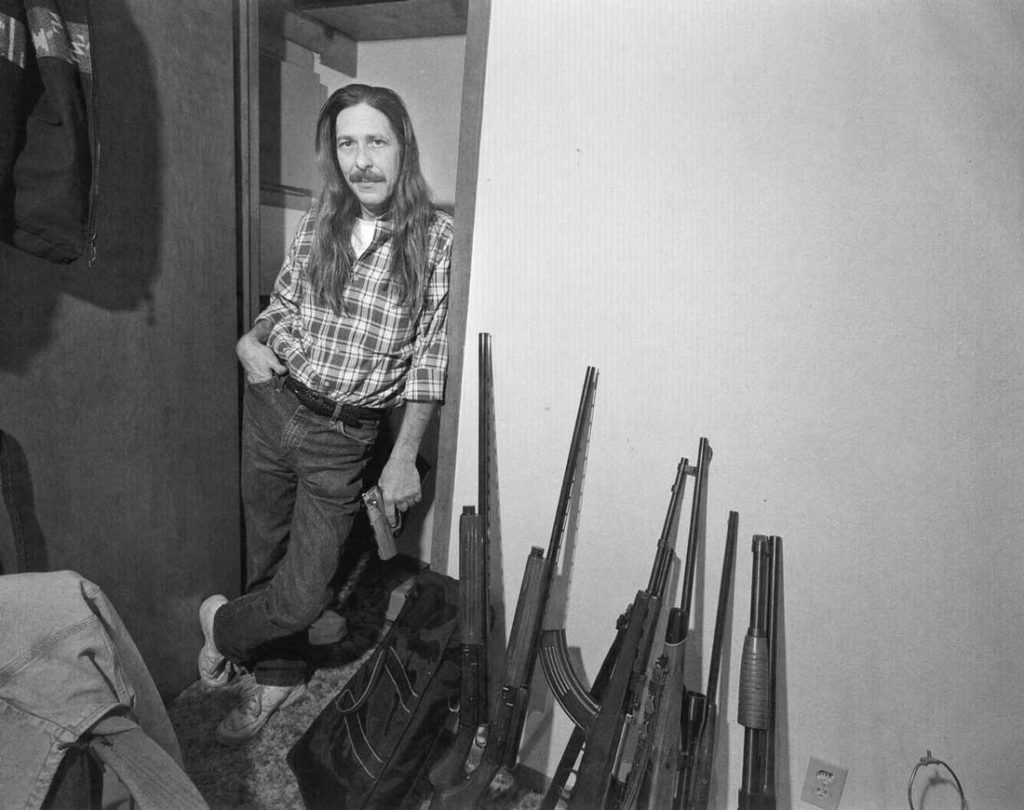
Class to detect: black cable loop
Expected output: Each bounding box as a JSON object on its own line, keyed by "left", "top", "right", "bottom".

{"left": 907, "top": 750, "right": 968, "bottom": 810}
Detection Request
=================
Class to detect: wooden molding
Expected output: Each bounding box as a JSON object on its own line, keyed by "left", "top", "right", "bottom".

{"left": 260, "top": 0, "right": 357, "bottom": 74}
{"left": 429, "top": 0, "right": 491, "bottom": 574}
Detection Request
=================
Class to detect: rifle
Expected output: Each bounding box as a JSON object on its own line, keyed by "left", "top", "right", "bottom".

{"left": 434, "top": 366, "right": 599, "bottom": 810}
{"left": 538, "top": 614, "right": 628, "bottom": 810}
{"left": 429, "top": 334, "right": 496, "bottom": 790}
{"left": 569, "top": 439, "right": 711, "bottom": 810}
{"left": 737, "top": 535, "right": 782, "bottom": 810}
{"left": 764, "top": 536, "right": 782, "bottom": 807}
{"left": 540, "top": 454, "right": 693, "bottom": 809}
{"left": 633, "top": 438, "right": 713, "bottom": 810}
{"left": 686, "top": 510, "right": 739, "bottom": 809}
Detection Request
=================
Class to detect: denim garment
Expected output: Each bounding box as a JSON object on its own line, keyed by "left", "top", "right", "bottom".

{"left": 0, "top": 570, "right": 186, "bottom": 810}
{"left": 215, "top": 377, "right": 379, "bottom": 686}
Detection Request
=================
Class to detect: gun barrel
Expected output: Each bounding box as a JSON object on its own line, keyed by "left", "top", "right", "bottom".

{"left": 476, "top": 333, "right": 494, "bottom": 690}
{"left": 545, "top": 366, "right": 599, "bottom": 563}
{"left": 706, "top": 511, "right": 739, "bottom": 706}
{"left": 686, "top": 511, "right": 739, "bottom": 810}
{"left": 677, "top": 437, "right": 712, "bottom": 633}
{"left": 763, "top": 536, "right": 783, "bottom": 800}
{"left": 478, "top": 333, "right": 492, "bottom": 527}
{"left": 646, "top": 456, "right": 691, "bottom": 596}
{"left": 440, "top": 368, "right": 598, "bottom": 808}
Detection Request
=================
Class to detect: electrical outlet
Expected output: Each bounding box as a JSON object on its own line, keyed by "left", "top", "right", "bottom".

{"left": 800, "top": 757, "right": 848, "bottom": 809}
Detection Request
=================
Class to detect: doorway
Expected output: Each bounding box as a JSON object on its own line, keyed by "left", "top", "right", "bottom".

{"left": 236, "top": 0, "right": 490, "bottom": 570}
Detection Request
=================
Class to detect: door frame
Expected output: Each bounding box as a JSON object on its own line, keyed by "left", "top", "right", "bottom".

{"left": 235, "top": 0, "right": 492, "bottom": 573}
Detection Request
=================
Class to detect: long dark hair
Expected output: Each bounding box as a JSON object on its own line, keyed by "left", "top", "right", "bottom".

{"left": 309, "top": 84, "right": 434, "bottom": 312}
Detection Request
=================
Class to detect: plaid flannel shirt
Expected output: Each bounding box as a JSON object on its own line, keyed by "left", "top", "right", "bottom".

{"left": 257, "top": 207, "right": 453, "bottom": 408}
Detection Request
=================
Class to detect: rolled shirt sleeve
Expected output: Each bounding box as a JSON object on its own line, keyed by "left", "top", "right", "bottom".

{"left": 253, "top": 207, "right": 453, "bottom": 408}
{"left": 403, "top": 214, "right": 452, "bottom": 402}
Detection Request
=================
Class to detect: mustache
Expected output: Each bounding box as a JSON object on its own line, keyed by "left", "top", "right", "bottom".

{"left": 349, "top": 170, "right": 385, "bottom": 183}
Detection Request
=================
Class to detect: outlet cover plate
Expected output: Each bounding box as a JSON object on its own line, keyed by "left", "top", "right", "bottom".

{"left": 800, "top": 756, "right": 848, "bottom": 809}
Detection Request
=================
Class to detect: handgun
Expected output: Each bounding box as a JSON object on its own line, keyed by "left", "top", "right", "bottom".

{"left": 362, "top": 484, "right": 400, "bottom": 560}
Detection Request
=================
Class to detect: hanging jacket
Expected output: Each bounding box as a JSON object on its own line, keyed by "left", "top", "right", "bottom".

{"left": 0, "top": 0, "right": 97, "bottom": 263}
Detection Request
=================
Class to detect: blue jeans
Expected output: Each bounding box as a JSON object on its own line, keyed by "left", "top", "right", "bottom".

{"left": 0, "top": 570, "right": 189, "bottom": 808}
{"left": 214, "top": 377, "right": 380, "bottom": 686}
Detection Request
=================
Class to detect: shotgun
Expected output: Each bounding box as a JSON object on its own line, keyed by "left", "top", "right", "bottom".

{"left": 429, "top": 334, "right": 496, "bottom": 789}
{"left": 433, "top": 366, "right": 599, "bottom": 810}
{"left": 634, "top": 437, "right": 713, "bottom": 810}
{"left": 763, "top": 536, "right": 783, "bottom": 807}
{"left": 686, "top": 510, "right": 739, "bottom": 809}
{"left": 737, "top": 534, "right": 782, "bottom": 810}
{"left": 428, "top": 507, "right": 489, "bottom": 788}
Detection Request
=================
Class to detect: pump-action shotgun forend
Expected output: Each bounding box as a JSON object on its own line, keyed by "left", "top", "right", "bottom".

{"left": 433, "top": 366, "right": 599, "bottom": 810}
{"left": 738, "top": 534, "right": 783, "bottom": 810}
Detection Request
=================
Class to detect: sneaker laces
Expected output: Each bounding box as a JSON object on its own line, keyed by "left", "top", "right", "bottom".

{"left": 236, "top": 679, "right": 263, "bottom": 717}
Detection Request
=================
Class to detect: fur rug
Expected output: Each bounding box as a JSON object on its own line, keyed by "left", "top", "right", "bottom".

{"left": 167, "top": 546, "right": 543, "bottom": 809}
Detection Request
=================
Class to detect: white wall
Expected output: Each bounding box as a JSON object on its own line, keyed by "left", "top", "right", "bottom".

{"left": 451, "top": 2, "right": 1024, "bottom": 808}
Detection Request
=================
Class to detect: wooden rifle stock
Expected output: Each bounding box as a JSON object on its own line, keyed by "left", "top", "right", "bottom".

{"left": 567, "top": 447, "right": 703, "bottom": 810}
{"left": 434, "top": 367, "right": 599, "bottom": 809}
{"left": 637, "top": 437, "right": 713, "bottom": 810}
{"left": 640, "top": 607, "right": 687, "bottom": 809}
{"left": 688, "top": 510, "right": 739, "bottom": 810}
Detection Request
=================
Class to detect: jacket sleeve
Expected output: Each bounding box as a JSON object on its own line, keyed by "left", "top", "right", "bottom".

{"left": 7, "top": 0, "right": 98, "bottom": 263}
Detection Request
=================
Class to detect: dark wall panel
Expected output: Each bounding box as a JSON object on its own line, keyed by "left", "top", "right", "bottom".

{"left": 0, "top": 0, "right": 241, "bottom": 697}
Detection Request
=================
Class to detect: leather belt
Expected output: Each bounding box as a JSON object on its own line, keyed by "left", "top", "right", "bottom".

{"left": 283, "top": 376, "right": 386, "bottom": 427}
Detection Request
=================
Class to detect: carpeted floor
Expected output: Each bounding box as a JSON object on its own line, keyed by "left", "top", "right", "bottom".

{"left": 167, "top": 547, "right": 544, "bottom": 810}
{"left": 170, "top": 659, "right": 368, "bottom": 809}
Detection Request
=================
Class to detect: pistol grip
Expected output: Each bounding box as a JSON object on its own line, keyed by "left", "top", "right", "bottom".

{"left": 362, "top": 486, "right": 399, "bottom": 560}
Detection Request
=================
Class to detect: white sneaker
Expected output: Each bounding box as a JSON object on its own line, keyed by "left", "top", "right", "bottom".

{"left": 214, "top": 677, "right": 307, "bottom": 746}
{"left": 198, "top": 594, "right": 235, "bottom": 689}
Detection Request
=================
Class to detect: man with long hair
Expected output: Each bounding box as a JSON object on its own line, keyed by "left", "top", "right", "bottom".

{"left": 197, "top": 84, "right": 453, "bottom": 745}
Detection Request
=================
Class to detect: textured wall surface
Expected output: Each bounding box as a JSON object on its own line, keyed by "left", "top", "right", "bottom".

{"left": 451, "top": 2, "right": 1024, "bottom": 807}
{"left": 0, "top": 0, "right": 241, "bottom": 698}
